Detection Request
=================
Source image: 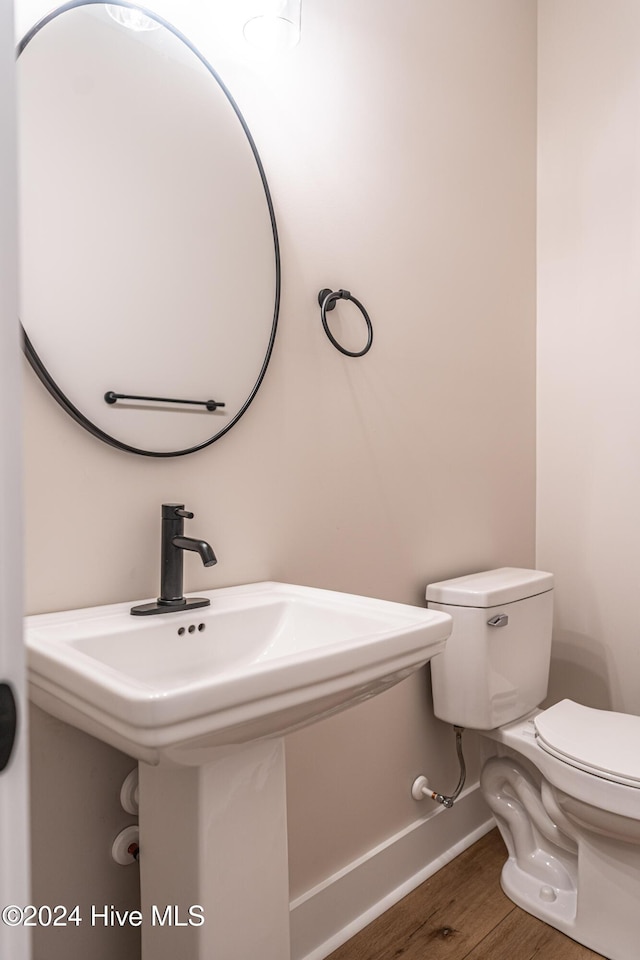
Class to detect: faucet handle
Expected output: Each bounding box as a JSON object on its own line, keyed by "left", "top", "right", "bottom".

{"left": 174, "top": 508, "right": 194, "bottom": 519}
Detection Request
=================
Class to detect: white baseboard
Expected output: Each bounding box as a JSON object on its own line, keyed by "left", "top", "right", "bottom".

{"left": 290, "top": 782, "right": 494, "bottom": 960}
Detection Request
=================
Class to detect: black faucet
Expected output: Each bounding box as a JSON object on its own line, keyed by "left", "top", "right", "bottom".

{"left": 131, "top": 503, "right": 217, "bottom": 616}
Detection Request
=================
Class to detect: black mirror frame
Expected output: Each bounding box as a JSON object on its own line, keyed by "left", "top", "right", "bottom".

{"left": 18, "top": 0, "right": 281, "bottom": 458}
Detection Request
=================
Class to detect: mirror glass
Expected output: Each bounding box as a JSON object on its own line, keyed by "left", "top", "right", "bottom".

{"left": 18, "top": 1, "right": 280, "bottom": 456}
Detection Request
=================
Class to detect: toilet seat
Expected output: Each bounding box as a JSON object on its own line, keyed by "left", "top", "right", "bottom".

{"left": 534, "top": 699, "right": 640, "bottom": 788}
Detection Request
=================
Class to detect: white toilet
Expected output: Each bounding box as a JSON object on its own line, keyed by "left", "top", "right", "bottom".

{"left": 427, "top": 567, "right": 640, "bottom": 960}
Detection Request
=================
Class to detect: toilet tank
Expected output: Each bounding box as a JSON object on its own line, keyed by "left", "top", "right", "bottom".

{"left": 426, "top": 568, "right": 554, "bottom": 730}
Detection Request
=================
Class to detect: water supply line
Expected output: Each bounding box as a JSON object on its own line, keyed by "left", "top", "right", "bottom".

{"left": 412, "top": 726, "right": 466, "bottom": 808}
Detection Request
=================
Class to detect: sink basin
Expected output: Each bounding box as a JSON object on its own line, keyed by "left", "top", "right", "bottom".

{"left": 26, "top": 581, "right": 452, "bottom": 764}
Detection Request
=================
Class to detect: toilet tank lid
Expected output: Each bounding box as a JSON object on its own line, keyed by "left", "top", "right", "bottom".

{"left": 426, "top": 567, "right": 554, "bottom": 608}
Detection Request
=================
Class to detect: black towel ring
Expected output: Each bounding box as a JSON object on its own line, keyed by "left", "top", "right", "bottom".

{"left": 318, "top": 288, "right": 373, "bottom": 358}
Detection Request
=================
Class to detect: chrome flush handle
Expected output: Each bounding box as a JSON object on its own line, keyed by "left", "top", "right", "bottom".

{"left": 487, "top": 614, "right": 509, "bottom": 627}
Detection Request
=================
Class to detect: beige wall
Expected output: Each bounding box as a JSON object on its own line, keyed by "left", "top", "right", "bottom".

{"left": 22, "top": 1, "right": 537, "bottom": 956}
{"left": 537, "top": 0, "right": 640, "bottom": 715}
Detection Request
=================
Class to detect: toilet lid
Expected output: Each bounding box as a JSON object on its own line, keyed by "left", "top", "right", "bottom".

{"left": 534, "top": 699, "right": 640, "bottom": 788}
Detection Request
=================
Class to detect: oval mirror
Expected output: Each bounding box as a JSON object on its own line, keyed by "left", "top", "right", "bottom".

{"left": 18, "top": 0, "right": 280, "bottom": 457}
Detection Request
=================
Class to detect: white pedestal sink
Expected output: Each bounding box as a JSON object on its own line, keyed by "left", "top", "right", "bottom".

{"left": 26, "top": 582, "right": 452, "bottom": 959}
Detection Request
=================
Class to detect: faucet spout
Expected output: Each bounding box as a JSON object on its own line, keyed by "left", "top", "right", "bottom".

{"left": 172, "top": 536, "right": 217, "bottom": 567}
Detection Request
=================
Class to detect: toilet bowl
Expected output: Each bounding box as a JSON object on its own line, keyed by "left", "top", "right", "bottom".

{"left": 427, "top": 568, "right": 640, "bottom": 960}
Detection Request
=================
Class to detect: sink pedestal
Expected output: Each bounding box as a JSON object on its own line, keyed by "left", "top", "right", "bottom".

{"left": 138, "top": 738, "right": 290, "bottom": 960}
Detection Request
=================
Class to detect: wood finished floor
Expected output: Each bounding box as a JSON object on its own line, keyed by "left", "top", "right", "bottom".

{"left": 327, "top": 828, "right": 605, "bottom": 960}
